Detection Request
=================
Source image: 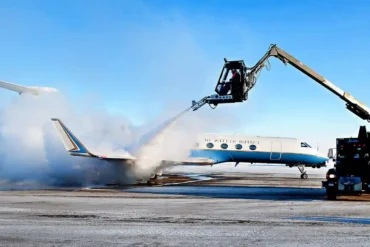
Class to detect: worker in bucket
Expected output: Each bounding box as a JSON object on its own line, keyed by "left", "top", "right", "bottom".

{"left": 217, "top": 69, "right": 241, "bottom": 95}
{"left": 230, "top": 69, "right": 241, "bottom": 88}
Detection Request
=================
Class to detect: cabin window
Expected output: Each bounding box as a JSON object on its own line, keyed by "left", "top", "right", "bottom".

{"left": 221, "top": 143, "right": 228, "bottom": 149}
{"left": 249, "top": 145, "right": 257, "bottom": 150}
{"left": 235, "top": 144, "right": 243, "bottom": 150}
{"left": 206, "top": 143, "right": 214, "bottom": 148}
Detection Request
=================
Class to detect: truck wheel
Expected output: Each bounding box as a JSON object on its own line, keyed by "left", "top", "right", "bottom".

{"left": 327, "top": 189, "right": 337, "bottom": 200}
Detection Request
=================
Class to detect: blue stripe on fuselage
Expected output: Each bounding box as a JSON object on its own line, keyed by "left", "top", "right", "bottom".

{"left": 189, "top": 149, "right": 327, "bottom": 165}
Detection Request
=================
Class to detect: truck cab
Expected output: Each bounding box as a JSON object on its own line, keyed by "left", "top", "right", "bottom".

{"left": 322, "top": 127, "right": 370, "bottom": 200}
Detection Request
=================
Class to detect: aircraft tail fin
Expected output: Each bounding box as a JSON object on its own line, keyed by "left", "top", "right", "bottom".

{"left": 51, "top": 118, "right": 136, "bottom": 161}
{"left": 51, "top": 118, "right": 94, "bottom": 157}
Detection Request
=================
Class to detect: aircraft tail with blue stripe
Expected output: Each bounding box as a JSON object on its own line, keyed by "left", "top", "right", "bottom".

{"left": 51, "top": 118, "right": 136, "bottom": 161}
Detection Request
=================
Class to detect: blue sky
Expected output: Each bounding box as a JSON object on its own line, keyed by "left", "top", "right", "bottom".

{"left": 0, "top": 0, "right": 369, "bottom": 152}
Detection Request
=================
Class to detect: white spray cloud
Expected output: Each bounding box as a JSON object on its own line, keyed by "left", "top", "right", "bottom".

{"left": 0, "top": 92, "right": 139, "bottom": 187}
{"left": 0, "top": 3, "right": 245, "bottom": 188}
{"left": 0, "top": 88, "right": 240, "bottom": 188}
{"left": 129, "top": 102, "right": 242, "bottom": 180}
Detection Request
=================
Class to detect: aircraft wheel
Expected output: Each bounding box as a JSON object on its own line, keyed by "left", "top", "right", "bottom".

{"left": 300, "top": 173, "right": 308, "bottom": 179}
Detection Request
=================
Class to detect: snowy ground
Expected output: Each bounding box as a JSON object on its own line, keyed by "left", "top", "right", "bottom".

{"left": 0, "top": 186, "right": 368, "bottom": 247}
{"left": 0, "top": 163, "right": 369, "bottom": 247}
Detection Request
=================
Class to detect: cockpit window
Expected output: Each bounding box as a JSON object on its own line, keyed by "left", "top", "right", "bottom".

{"left": 301, "top": 142, "right": 312, "bottom": 148}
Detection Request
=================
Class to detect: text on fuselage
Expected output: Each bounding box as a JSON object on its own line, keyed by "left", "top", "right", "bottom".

{"left": 205, "top": 139, "right": 260, "bottom": 144}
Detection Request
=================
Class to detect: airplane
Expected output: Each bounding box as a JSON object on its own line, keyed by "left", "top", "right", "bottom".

{"left": 191, "top": 134, "right": 329, "bottom": 179}
{"left": 0, "top": 80, "right": 58, "bottom": 95}
{"left": 51, "top": 118, "right": 329, "bottom": 185}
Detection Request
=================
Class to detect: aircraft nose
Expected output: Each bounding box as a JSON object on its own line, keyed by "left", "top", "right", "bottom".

{"left": 317, "top": 151, "right": 329, "bottom": 161}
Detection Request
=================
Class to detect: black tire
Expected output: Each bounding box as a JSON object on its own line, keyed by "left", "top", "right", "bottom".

{"left": 301, "top": 173, "right": 308, "bottom": 179}
{"left": 327, "top": 189, "right": 337, "bottom": 200}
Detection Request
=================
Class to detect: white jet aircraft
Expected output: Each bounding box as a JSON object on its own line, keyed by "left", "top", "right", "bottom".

{"left": 0, "top": 80, "right": 58, "bottom": 95}
{"left": 51, "top": 117, "right": 329, "bottom": 184}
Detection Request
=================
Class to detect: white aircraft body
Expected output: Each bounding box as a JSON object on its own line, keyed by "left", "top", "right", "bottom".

{"left": 0, "top": 80, "right": 57, "bottom": 95}
{"left": 193, "top": 134, "right": 329, "bottom": 179}
{"left": 51, "top": 118, "right": 329, "bottom": 184}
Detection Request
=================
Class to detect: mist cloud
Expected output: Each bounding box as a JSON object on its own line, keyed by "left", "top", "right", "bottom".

{"left": 0, "top": 89, "right": 241, "bottom": 189}
{"left": 0, "top": 3, "right": 244, "bottom": 189}
{"left": 0, "top": 93, "right": 135, "bottom": 187}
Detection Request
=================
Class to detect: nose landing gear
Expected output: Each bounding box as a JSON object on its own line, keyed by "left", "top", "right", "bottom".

{"left": 297, "top": 165, "right": 308, "bottom": 179}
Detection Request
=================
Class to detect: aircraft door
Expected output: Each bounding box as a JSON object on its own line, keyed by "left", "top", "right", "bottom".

{"left": 270, "top": 140, "right": 282, "bottom": 160}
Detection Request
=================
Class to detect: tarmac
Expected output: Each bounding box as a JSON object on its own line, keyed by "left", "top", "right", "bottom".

{"left": 0, "top": 167, "right": 370, "bottom": 246}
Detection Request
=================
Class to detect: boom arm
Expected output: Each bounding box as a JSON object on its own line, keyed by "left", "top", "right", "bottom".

{"left": 247, "top": 44, "right": 370, "bottom": 122}
{"left": 191, "top": 44, "right": 370, "bottom": 122}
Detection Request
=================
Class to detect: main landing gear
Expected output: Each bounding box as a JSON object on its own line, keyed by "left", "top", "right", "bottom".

{"left": 297, "top": 165, "right": 308, "bottom": 179}
{"left": 146, "top": 169, "right": 163, "bottom": 186}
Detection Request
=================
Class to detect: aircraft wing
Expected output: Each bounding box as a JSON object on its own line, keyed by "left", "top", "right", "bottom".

{"left": 156, "top": 157, "right": 215, "bottom": 171}
{"left": 0, "top": 80, "right": 58, "bottom": 95}
{"left": 0, "top": 80, "right": 37, "bottom": 95}
{"left": 51, "top": 118, "right": 136, "bottom": 161}
{"left": 175, "top": 157, "right": 215, "bottom": 165}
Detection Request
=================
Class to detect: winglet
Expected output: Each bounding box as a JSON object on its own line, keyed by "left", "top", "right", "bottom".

{"left": 51, "top": 118, "right": 93, "bottom": 157}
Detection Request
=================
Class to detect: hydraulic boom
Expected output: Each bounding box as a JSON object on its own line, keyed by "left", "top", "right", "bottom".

{"left": 191, "top": 44, "right": 370, "bottom": 122}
